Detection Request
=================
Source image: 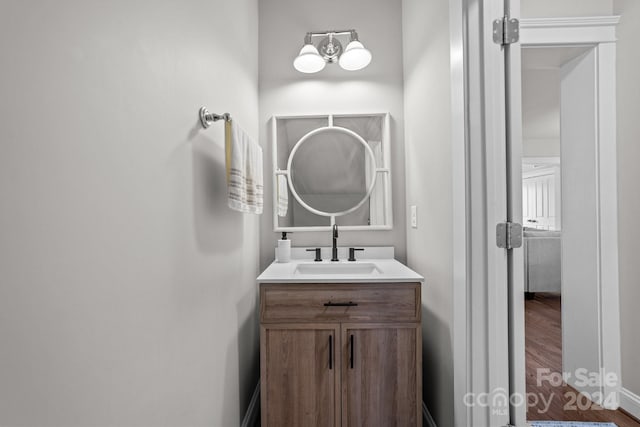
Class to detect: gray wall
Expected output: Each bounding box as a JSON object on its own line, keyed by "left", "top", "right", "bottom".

{"left": 613, "top": 0, "right": 640, "bottom": 400}
{"left": 522, "top": 0, "right": 612, "bottom": 17}
{"left": 402, "top": 0, "right": 454, "bottom": 425}
{"left": 0, "top": 1, "right": 260, "bottom": 426}
{"left": 258, "top": 0, "right": 406, "bottom": 269}
{"left": 522, "top": 69, "right": 561, "bottom": 157}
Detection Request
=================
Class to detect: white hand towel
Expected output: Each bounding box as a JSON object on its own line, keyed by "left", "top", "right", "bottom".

{"left": 225, "top": 120, "right": 263, "bottom": 214}
{"left": 277, "top": 174, "right": 288, "bottom": 217}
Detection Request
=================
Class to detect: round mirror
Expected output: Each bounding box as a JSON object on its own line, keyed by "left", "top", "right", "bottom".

{"left": 286, "top": 126, "right": 377, "bottom": 217}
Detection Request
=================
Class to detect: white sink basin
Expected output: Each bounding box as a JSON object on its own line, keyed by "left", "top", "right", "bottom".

{"left": 256, "top": 247, "right": 425, "bottom": 283}
{"left": 294, "top": 262, "right": 382, "bottom": 275}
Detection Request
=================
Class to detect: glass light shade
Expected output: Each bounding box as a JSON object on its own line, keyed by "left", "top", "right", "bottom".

{"left": 293, "top": 44, "right": 326, "bottom": 73}
{"left": 338, "top": 40, "right": 372, "bottom": 71}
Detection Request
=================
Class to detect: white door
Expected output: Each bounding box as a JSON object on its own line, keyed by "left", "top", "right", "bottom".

{"left": 459, "top": 0, "right": 523, "bottom": 425}
{"left": 522, "top": 168, "right": 561, "bottom": 230}
{"left": 560, "top": 48, "right": 610, "bottom": 402}
{"left": 503, "top": 2, "right": 527, "bottom": 425}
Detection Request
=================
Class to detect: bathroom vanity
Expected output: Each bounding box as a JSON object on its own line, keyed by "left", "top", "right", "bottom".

{"left": 257, "top": 248, "right": 424, "bottom": 427}
{"left": 262, "top": 113, "right": 423, "bottom": 425}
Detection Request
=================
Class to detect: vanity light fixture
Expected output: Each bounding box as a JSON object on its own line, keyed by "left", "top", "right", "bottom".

{"left": 293, "top": 30, "right": 372, "bottom": 73}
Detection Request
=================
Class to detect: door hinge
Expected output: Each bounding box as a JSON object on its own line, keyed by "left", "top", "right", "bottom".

{"left": 493, "top": 16, "right": 520, "bottom": 45}
{"left": 496, "top": 222, "right": 523, "bottom": 249}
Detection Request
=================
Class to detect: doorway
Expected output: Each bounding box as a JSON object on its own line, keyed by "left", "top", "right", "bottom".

{"left": 521, "top": 45, "right": 637, "bottom": 424}
{"left": 452, "top": 8, "right": 625, "bottom": 426}
{"left": 511, "top": 17, "right": 624, "bottom": 426}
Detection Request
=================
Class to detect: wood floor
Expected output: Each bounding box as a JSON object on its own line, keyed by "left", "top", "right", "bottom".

{"left": 526, "top": 293, "right": 640, "bottom": 426}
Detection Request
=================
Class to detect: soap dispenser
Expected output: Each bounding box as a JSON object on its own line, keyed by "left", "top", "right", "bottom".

{"left": 275, "top": 232, "right": 291, "bottom": 263}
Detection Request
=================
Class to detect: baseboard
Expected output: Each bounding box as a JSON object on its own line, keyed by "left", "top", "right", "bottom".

{"left": 620, "top": 387, "right": 640, "bottom": 422}
{"left": 422, "top": 401, "right": 437, "bottom": 427}
{"left": 241, "top": 381, "right": 260, "bottom": 427}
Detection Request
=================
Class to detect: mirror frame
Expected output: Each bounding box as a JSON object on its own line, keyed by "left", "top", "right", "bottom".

{"left": 272, "top": 112, "right": 393, "bottom": 232}
{"left": 287, "top": 125, "right": 378, "bottom": 217}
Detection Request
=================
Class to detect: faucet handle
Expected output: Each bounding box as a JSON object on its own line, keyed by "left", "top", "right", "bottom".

{"left": 348, "top": 248, "right": 365, "bottom": 262}
{"left": 306, "top": 248, "right": 322, "bottom": 262}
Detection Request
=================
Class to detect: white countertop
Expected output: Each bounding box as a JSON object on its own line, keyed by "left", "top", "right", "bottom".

{"left": 257, "top": 247, "right": 424, "bottom": 284}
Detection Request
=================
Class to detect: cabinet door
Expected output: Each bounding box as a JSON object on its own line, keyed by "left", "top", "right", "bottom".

{"left": 261, "top": 324, "right": 341, "bottom": 427}
{"left": 342, "top": 324, "right": 421, "bottom": 427}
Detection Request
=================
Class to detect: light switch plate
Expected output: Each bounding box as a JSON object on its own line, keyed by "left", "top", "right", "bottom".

{"left": 410, "top": 205, "right": 417, "bottom": 228}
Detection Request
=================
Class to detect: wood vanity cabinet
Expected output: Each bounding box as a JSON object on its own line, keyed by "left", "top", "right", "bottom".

{"left": 260, "top": 282, "right": 422, "bottom": 427}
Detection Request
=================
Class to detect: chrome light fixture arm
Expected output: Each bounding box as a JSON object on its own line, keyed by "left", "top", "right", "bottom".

{"left": 306, "top": 29, "right": 355, "bottom": 38}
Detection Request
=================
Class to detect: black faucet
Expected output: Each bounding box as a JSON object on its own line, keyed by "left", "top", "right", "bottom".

{"left": 331, "top": 224, "right": 339, "bottom": 262}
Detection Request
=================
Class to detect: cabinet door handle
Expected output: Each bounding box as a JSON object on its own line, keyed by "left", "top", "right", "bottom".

{"left": 324, "top": 301, "right": 358, "bottom": 307}
{"left": 350, "top": 334, "right": 354, "bottom": 369}
{"left": 329, "top": 334, "right": 333, "bottom": 370}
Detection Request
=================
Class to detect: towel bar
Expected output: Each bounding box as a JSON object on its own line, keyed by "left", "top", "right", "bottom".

{"left": 199, "top": 107, "right": 231, "bottom": 128}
